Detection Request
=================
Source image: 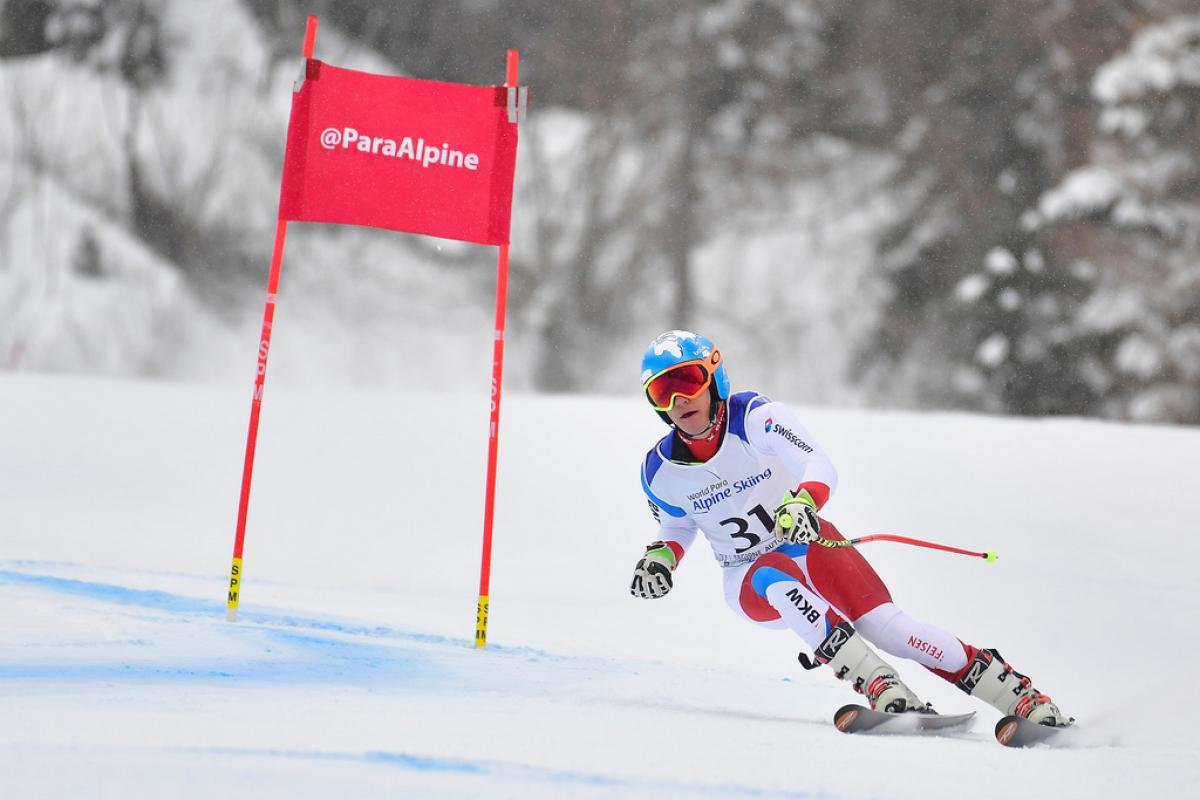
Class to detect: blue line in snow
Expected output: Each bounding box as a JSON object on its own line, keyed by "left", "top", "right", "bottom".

{"left": 178, "top": 746, "right": 823, "bottom": 798}
{"left": 0, "top": 569, "right": 431, "bottom": 684}
{"left": 362, "top": 751, "right": 489, "bottom": 775}
{"left": 0, "top": 569, "right": 222, "bottom": 614}
{"left": 0, "top": 568, "right": 551, "bottom": 657}
{"left": 0, "top": 566, "right": 579, "bottom": 686}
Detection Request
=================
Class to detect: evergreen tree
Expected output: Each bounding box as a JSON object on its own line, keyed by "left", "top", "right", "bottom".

{"left": 1033, "top": 14, "right": 1200, "bottom": 422}
{"left": 817, "top": 0, "right": 1138, "bottom": 414}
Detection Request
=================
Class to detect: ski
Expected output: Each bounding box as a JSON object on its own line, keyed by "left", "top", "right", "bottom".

{"left": 994, "top": 714, "right": 1075, "bottom": 747}
{"left": 834, "top": 704, "right": 975, "bottom": 735}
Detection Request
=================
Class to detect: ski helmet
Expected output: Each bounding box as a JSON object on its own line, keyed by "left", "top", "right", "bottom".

{"left": 641, "top": 331, "right": 729, "bottom": 424}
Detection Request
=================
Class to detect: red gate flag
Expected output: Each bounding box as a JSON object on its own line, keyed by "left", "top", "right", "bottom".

{"left": 227, "top": 15, "right": 527, "bottom": 647}
{"left": 279, "top": 60, "right": 520, "bottom": 245}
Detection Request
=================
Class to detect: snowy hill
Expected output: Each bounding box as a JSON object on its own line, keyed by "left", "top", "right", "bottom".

{"left": 1, "top": 372, "right": 1197, "bottom": 798}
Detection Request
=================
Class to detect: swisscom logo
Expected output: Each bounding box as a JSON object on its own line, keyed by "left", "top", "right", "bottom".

{"left": 768, "top": 420, "right": 815, "bottom": 453}
{"left": 764, "top": 417, "right": 773, "bottom": 433}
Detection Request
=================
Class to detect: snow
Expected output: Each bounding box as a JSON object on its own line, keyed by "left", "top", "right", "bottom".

{"left": 975, "top": 333, "right": 1009, "bottom": 367}
{"left": 3, "top": 372, "right": 1198, "bottom": 798}
{"left": 0, "top": 0, "right": 907, "bottom": 407}
{"left": 0, "top": 3, "right": 503, "bottom": 391}
{"left": 954, "top": 274, "right": 989, "bottom": 304}
{"left": 1023, "top": 248, "right": 1045, "bottom": 274}
{"left": 1037, "top": 167, "right": 1123, "bottom": 222}
{"left": 1167, "top": 325, "right": 1200, "bottom": 380}
{"left": 984, "top": 247, "right": 1017, "bottom": 276}
{"left": 1092, "top": 16, "right": 1200, "bottom": 105}
{"left": 1115, "top": 332, "right": 1164, "bottom": 380}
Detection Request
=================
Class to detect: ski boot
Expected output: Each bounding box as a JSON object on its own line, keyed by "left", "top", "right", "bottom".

{"left": 956, "top": 648, "right": 1072, "bottom": 726}
{"left": 811, "top": 622, "right": 928, "bottom": 713}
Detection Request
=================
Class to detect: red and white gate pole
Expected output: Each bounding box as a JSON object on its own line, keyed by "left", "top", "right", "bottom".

{"left": 475, "top": 50, "right": 520, "bottom": 649}
{"left": 225, "top": 17, "right": 319, "bottom": 622}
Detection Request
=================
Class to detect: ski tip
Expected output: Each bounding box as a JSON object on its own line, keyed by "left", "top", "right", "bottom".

{"left": 996, "top": 718, "right": 1021, "bottom": 746}
{"left": 835, "top": 705, "right": 860, "bottom": 732}
{"left": 994, "top": 714, "right": 1074, "bottom": 747}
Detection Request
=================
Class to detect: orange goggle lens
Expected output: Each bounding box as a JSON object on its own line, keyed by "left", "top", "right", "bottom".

{"left": 645, "top": 362, "right": 712, "bottom": 411}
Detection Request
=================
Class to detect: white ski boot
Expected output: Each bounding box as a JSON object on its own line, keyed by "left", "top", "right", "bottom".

{"left": 812, "top": 622, "right": 927, "bottom": 713}
{"left": 956, "top": 648, "right": 1071, "bottom": 726}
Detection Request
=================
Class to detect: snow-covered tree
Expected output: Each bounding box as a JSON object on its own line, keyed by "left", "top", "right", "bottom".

{"left": 826, "top": 0, "right": 1143, "bottom": 414}
{"left": 1032, "top": 14, "right": 1200, "bottom": 423}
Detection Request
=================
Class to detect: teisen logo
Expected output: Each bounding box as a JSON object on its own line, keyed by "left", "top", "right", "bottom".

{"left": 320, "top": 127, "right": 481, "bottom": 171}
{"left": 771, "top": 423, "right": 814, "bottom": 453}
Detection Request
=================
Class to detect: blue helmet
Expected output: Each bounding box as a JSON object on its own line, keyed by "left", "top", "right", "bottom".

{"left": 641, "top": 331, "right": 730, "bottom": 420}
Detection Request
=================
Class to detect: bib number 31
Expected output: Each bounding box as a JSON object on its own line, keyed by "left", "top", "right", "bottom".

{"left": 718, "top": 504, "right": 775, "bottom": 553}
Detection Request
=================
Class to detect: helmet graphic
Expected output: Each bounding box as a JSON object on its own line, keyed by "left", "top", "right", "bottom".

{"left": 641, "top": 331, "right": 729, "bottom": 421}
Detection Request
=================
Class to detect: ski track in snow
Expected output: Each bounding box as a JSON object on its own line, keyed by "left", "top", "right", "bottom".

{"left": 0, "top": 557, "right": 1146, "bottom": 799}
{"left": 0, "top": 561, "right": 830, "bottom": 799}
{"left": 3, "top": 374, "right": 1199, "bottom": 798}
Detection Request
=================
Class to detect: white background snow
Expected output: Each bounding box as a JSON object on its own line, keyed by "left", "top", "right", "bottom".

{"left": 2, "top": 369, "right": 1197, "bottom": 798}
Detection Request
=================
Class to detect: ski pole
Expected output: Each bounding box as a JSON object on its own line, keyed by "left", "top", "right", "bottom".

{"left": 811, "top": 533, "right": 998, "bottom": 562}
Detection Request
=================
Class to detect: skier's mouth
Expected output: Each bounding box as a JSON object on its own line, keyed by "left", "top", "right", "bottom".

{"left": 680, "top": 409, "right": 700, "bottom": 420}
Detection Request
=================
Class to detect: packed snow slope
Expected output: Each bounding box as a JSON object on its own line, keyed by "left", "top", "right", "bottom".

{"left": 2, "top": 372, "right": 1197, "bottom": 798}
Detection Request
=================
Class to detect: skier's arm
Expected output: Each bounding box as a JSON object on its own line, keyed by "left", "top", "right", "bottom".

{"left": 632, "top": 486, "right": 697, "bottom": 599}
{"left": 631, "top": 501, "right": 697, "bottom": 598}
{"left": 641, "top": 499, "right": 698, "bottom": 561}
{"left": 745, "top": 399, "right": 838, "bottom": 508}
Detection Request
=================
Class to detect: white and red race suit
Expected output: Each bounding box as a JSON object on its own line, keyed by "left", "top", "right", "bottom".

{"left": 639, "top": 390, "right": 977, "bottom": 682}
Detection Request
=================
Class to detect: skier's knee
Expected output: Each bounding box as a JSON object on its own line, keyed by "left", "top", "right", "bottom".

{"left": 851, "top": 602, "right": 902, "bottom": 644}
{"left": 750, "top": 566, "right": 797, "bottom": 599}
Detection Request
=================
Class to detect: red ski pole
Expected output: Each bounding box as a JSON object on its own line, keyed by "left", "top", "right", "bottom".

{"left": 812, "top": 533, "right": 998, "bottom": 562}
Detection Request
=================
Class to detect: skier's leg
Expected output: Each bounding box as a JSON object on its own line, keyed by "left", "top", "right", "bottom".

{"left": 804, "top": 519, "right": 1069, "bottom": 724}
{"left": 734, "top": 550, "right": 840, "bottom": 649}
{"left": 852, "top": 602, "right": 970, "bottom": 674}
{"left": 850, "top": 603, "right": 1070, "bottom": 725}
{"left": 810, "top": 621, "right": 927, "bottom": 713}
{"left": 737, "top": 552, "right": 925, "bottom": 713}
{"left": 803, "top": 518, "right": 894, "bottom": 619}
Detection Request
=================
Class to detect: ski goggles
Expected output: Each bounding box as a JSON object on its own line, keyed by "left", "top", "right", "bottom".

{"left": 643, "top": 350, "right": 722, "bottom": 411}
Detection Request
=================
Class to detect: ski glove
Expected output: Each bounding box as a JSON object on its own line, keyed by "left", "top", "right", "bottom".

{"left": 630, "top": 542, "right": 677, "bottom": 599}
{"left": 773, "top": 489, "right": 821, "bottom": 545}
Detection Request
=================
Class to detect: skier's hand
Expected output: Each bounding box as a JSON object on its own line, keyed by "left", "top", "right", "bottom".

{"left": 773, "top": 489, "right": 821, "bottom": 544}
{"left": 630, "top": 542, "right": 677, "bottom": 599}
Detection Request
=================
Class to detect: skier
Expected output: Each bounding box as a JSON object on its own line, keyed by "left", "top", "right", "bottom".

{"left": 631, "top": 330, "right": 1071, "bottom": 726}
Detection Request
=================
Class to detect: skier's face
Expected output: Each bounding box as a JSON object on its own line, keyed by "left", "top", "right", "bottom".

{"left": 666, "top": 387, "right": 713, "bottom": 436}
